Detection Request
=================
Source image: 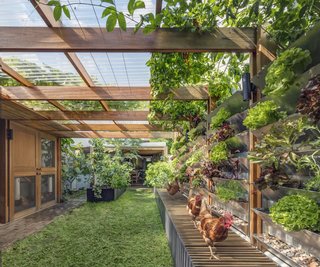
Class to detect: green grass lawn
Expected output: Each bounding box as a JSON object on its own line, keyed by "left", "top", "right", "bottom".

{"left": 2, "top": 189, "right": 173, "bottom": 267}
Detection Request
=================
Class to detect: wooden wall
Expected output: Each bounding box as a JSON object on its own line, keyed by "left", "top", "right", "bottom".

{"left": 0, "top": 119, "right": 8, "bottom": 223}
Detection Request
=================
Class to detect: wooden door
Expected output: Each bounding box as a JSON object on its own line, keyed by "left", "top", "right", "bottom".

{"left": 10, "top": 123, "right": 38, "bottom": 219}
{"left": 10, "top": 123, "right": 57, "bottom": 220}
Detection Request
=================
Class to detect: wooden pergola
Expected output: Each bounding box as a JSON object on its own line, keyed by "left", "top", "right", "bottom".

{"left": 0, "top": 0, "right": 276, "bottom": 236}
{"left": 0, "top": 0, "right": 261, "bottom": 139}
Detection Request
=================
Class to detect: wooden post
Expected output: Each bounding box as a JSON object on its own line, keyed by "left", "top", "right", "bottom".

{"left": 0, "top": 119, "right": 8, "bottom": 223}
{"left": 56, "top": 137, "right": 62, "bottom": 203}
{"left": 249, "top": 27, "right": 276, "bottom": 244}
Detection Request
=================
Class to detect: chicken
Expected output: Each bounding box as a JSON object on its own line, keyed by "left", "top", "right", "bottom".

{"left": 200, "top": 212, "right": 233, "bottom": 260}
{"left": 187, "top": 194, "right": 203, "bottom": 228}
{"left": 167, "top": 180, "right": 180, "bottom": 196}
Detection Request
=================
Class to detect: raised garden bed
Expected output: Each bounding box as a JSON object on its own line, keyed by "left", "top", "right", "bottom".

{"left": 86, "top": 188, "right": 126, "bottom": 202}
{"left": 254, "top": 234, "right": 319, "bottom": 267}
{"left": 253, "top": 208, "right": 320, "bottom": 258}
{"left": 261, "top": 186, "right": 320, "bottom": 203}
{"left": 209, "top": 192, "right": 249, "bottom": 222}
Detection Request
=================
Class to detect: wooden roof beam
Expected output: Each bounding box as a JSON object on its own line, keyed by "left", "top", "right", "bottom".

{"left": 0, "top": 85, "right": 209, "bottom": 100}
{"left": 0, "top": 27, "right": 256, "bottom": 52}
{"left": 50, "top": 131, "right": 175, "bottom": 139}
{"left": 7, "top": 111, "right": 150, "bottom": 121}
{"left": 156, "top": 0, "right": 163, "bottom": 14}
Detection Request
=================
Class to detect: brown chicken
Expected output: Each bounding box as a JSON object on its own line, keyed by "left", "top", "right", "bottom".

{"left": 200, "top": 212, "right": 233, "bottom": 260}
{"left": 167, "top": 180, "right": 180, "bottom": 196}
{"left": 187, "top": 194, "right": 203, "bottom": 228}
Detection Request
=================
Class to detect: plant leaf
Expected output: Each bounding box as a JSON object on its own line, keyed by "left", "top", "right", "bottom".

{"left": 101, "top": 0, "right": 115, "bottom": 4}
{"left": 118, "top": 12, "right": 127, "bottom": 31}
{"left": 106, "top": 14, "right": 117, "bottom": 32}
{"left": 62, "top": 5, "right": 71, "bottom": 19}
{"left": 48, "top": 0, "right": 60, "bottom": 6}
{"left": 128, "top": 0, "right": 135, "bottom": 15}
{"left": 102, "top": 6, "right": 116, "bottom": 18}
{"left": 134, "top": 1, "right": 146, "bottom": 11}
{"left": 53, "top": 6, "right": 62, "bottom": 21}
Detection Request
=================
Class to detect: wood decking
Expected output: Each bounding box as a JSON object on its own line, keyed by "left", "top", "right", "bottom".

{"left": 156, "top": 189, "right": 277, "bottom": 267}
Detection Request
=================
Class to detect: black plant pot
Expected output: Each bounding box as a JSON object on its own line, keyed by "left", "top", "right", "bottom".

{"left": 86, "top": 187, "right": 126, "bottom": 202}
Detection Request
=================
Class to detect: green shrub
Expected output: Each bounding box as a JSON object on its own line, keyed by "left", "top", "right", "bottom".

{"left": 145, "top": 161, "right": 175, "bottom": 188}
{"left": 243, "top": 100, "right": 286, "bottom": 130}
{"left": 210, "top": 141, "right": 228, "bottom": 164}
{"left": 270, "top": 194, "right": 320, "bottom": 232}
{"left": 186, "top": 149, "right": 204, "bottom": 167}
{"left": 216, "top": 180, "right": 247, "bottom": 202}
{"left": 210, "top": 108, "right": 231, "bottom": 130}
{"left": 264, "top": 48, "right": 311, "bottom": 96}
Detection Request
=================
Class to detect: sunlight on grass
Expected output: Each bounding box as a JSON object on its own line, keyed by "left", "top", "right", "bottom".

{"left": 2, "top": 189, "right": 173, "bottom": 267}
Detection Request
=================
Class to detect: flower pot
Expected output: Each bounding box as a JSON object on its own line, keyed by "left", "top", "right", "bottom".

{"left": 86, "top": 187, "right": 126, "bottom": 202}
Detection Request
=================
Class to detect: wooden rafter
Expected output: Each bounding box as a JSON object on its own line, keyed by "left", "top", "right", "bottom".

{"left": 29, "top": 0, "right": 61, "bottom": 27}
{"left": 0, "top": 85, "right": 209, "bottom": 100}
{"left": 7, "top": 111, "right": 149, "bottom": 121}
{"left": 46, "top": 123, "right": 162, "bottom": 131}
{"left": 0, "top": 58, "right": 33, "bottom": 86}
{"left": 0, "top": 27, "right": 256, "bottom": 52}
{"left": 51, "top": 131, "right": 175, "bottom": 139}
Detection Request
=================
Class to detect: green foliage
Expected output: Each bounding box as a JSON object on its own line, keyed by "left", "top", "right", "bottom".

{"left": 249, "top": 117, "right": 313, "bottom": 168}
{"left": 225, "top": 136, "right": 247, "bottom": 153}
{"left": 297, "top": 150, "right": 320, "bottom": 191}
{"left": 210, "top": 108, "right": 231, "bottom": 130}
{"left": 89, "top": 139, "right": 132, "bottom": 197}
{"left": 170, "top": 135, "right": 187, "bottom": 155}
{"left": 210, "top": 141, "right": 228, "bottom": 164}
{"left": 2, "top": 189, "right": 173, "bottom": 267}
{"left": 243, "top": 101, "right": 287, "bottom": 130}
{"left": 61, "top": 139, "right": 89, "bottom": 192}
{"left": 149, "top": 99, "right": 206, "bottom": 133}
{"left": 188, "top": 123, "right": 207, "bottom": 141}
{"left": 216, "top": 180, "right": 247, "bottom": 202}
{"left": 270, "top": 194, "right": 320, "bottom": 232}
{"left": 264, "top": 48, "right": 312, "bottom": 96}
{"left": 186, "top": 150, "right": 204, "bottom": 167}
{"left": 145, "top": 161, "right": 174, "bottom": 188}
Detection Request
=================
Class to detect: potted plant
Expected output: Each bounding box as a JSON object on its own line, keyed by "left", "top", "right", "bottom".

{"left": 87, "top": 139, "right": 132, "bottom": 202}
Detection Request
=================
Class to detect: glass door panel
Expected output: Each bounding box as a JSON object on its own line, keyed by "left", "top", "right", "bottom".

{"left": 41, "top": 138, "right": 55, "bottom": 168}
{"left": 41, "top": 174, "right": 56, "bottom": 204}
{"left": 14, "top": 176, "right": 36, "bottom": 213}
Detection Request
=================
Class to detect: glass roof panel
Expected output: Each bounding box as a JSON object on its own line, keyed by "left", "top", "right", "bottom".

{"left": 0, "top": 53, "right": 85, "bottom": 86}
{"left": 76, "top": 52, "right": 150, "bottom": 86}
{"left": 16, "top": 100, "right": 59, "bottom": 111}
{"left": 57, "top": 101, "right": 104, "bottom": 111}
{"left": 0, "top": 70, "right": 21, "bottom": 86}
{"left": 58, "top": 0, "right": 156, "bottom": 28}
{"left": 114, "top": 121, "right": 150, "bottom": 124}
{"left": 0, "top": 0, "right": 46, "bottom": 27}
{"left": 81, "top": 120, "right": 114, "bottom": 124}
{"left": 107, "top": 101, "right": 149, "bottom": 111}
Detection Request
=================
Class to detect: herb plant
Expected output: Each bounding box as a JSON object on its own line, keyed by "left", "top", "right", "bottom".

{"left": 210, "top": 141, "right": 228, "bottom": 164}
{"left": 243, "top": 100, "right": 286, "bottom": 130}
{"left": 263, "top": 48, "right": 311, "bottom": 96}
{"left": 270, "top": 194, "right": 320, "bottom": 232}
{"left": 216, "top": 180, "right": 247, "bottom": 202}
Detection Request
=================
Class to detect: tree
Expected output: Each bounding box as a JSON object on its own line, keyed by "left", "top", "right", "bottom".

{"left": 61, "top": 138, "right": 89, "bottom": 193}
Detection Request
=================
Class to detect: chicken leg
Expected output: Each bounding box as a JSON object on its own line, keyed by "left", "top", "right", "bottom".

{"left": 209, "top": 243, "right": 220, "bottom": 260}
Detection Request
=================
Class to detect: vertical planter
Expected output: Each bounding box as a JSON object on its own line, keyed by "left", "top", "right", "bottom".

{"left": 86, "top": 188, "right": 126, "bottom": 202}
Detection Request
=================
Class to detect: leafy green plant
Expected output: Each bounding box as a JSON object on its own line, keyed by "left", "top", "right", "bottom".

{"left": 188, "top": 124, "right": 207, "bottom": 141}
{"left": 297, "top": 150, "right": 320, "bottom": 191}
{"left": 264, "top": 48, "right": 311, "bottom": 96}
{"left": 186, "top": 149, "right": 204, "bottom": 167}
{"left": 243, "top": 100, "right": 286, "bottom": 130}
{"left": 89, "top": 139, "right": 132, "bottom": 197}
{"left": 216, "top": 180, "right": 247, "bottom": 202}
{"left": 61, "top": 139, "right": 89, "bottom": 193}
{"left": 210, "top": 108, "right": 231, "bottom": 130}
{"left": 145, "top": 161, "right": 175, "bottom": 188}
{"left": 210, "top": 141, "right": 228, "bottom": 164}
{"left": 270, "top": 194, "right": 320, "bottom": 232}
{"left": 225, "top": 137, "right": 247, "bottom": 154}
